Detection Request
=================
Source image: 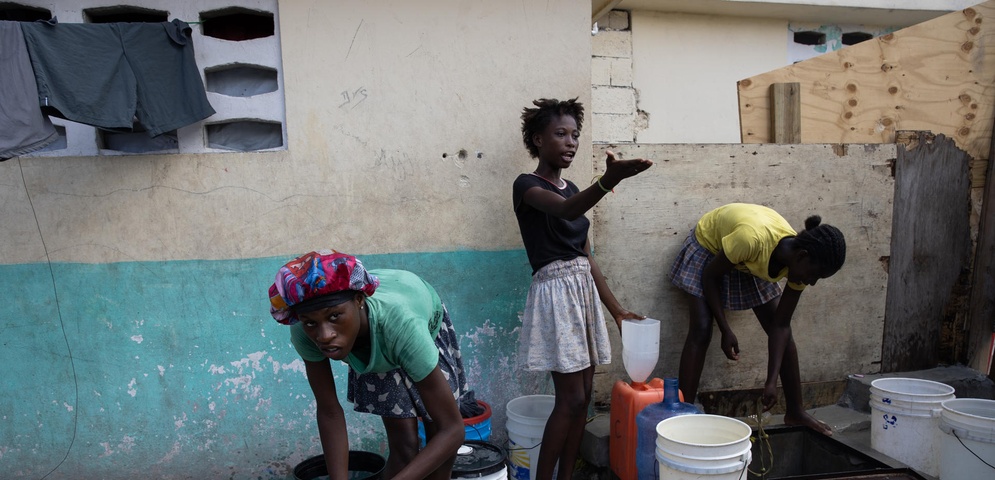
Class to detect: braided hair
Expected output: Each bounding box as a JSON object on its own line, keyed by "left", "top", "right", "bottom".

{"left": 795, "top": 215, "right": 846, "bottom": 275}
{"left": 520, "top": 97, "right": 584, "bottom": 158}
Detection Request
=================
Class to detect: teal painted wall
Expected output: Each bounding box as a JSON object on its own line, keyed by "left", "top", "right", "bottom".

{"left": 0, "top": 250, "right": 549, "bottom": 479}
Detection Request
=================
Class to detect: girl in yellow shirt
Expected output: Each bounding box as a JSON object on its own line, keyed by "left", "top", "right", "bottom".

{"left": 668, "top": 203, "right": 846, "bottom": 435}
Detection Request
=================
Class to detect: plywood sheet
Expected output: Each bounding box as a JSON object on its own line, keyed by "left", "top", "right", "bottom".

{"left": 589, "top": 143, "right": 895, "bottom": 397}
{"left": 737, "top": 1, "right": 994, "bottom": 187}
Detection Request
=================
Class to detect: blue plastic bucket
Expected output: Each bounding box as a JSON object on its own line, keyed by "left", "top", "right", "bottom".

{"left": 418, "top": 400, "right": 492, "bottom": 445}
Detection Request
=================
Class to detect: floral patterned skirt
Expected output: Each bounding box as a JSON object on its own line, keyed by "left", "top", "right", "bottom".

{"left": 519, "top": 256, "right": 611, "bottom": 373}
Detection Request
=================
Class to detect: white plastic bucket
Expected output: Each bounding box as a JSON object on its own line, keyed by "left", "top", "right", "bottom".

{"left": 869, "top": 377, "right": 955, "bottom": 476}
{"left": 506, "top": 395, "right": 555, "bottom": 480}
{"left": 452, "top": 442, "right": 509, "bottom": 480}
{"left": 654, "top": 414, "right": 753, "bottom": 480}
{"left": 938, "top": 398, "right": 995, "bottom": 480}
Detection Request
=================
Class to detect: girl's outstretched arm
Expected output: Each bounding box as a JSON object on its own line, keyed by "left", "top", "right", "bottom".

{"left": 394, "top": 367, "right": 464, "bottom": 480}
{"left": 305, "top": 359, "right": 350, "bottom": 480}
{"left": 521, "top": 151, "right": 652, "bottom": 220}
{"left": 762, "top": 286, "right": 802, "bottom": 410}
{"left": 585, "top": 238, "right": 644, "bottom": 330}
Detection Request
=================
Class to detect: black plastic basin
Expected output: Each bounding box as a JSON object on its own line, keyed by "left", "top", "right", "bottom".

{"left": 291, "top": 450, "right": 386, "bottom": 480}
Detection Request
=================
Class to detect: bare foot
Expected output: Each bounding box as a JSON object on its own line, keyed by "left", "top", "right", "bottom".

{"left": 783, "top": 410, "right": 832, "bottom": 436}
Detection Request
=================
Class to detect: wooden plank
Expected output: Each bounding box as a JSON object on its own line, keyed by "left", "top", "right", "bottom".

{"left": 770, "top": 83, "right": 801, "bottom": 144}
{"left": 968, "top": 122, "right": 995, "bottom": 375}
{"left": 588, "top": 143, "right": 894, "bottom": 398}
{"left": 737, "top": 1, "right": 995, "bottom": 188}
{"left": 882, "top": 132, "right": 972, "bottom": 372}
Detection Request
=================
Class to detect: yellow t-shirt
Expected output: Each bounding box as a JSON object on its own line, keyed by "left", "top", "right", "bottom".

{"left": 694, "top": 203, "right": 805, "bottom": 290}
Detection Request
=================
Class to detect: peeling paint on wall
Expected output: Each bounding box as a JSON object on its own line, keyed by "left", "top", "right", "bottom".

{"left": 0, "top": 249, "right": 538, "bottom": 478}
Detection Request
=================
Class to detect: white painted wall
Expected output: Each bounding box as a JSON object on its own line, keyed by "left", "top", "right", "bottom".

{"left": 631, "top": 11, "right": 789, "bottom": 143}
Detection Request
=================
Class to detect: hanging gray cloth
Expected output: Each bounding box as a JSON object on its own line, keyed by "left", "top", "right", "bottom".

{"left": 20, "top": 18, "right": 215, "bottom": 137}
{"left": 0, "top": 20, "right": 57, "bottom": 161}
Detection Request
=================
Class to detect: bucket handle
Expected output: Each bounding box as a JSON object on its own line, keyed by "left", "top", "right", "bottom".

{"left": 506, "top": 440, "right": 542, "bottom": 452}
{"left": 952, "top": 430, "right": 995, "bottom": 471}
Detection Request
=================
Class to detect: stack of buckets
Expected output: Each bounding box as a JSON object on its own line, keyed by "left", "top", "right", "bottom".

{"left": 937, "top": 398, "right": 995, "bottom": 479}
{"left": 870, "top": 377, "right": 995, "bottom": 479}
{"left": 869, "top": 377, "right": 955, "bottom": 476}
{"left": 655, "top": 414, "right": 753, "bottom": 480}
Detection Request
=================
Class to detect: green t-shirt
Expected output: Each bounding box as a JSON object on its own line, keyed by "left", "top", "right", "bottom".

{"left": 694, "top": 203, "right": 805, "bottom": 291}
{"left": 290, "top": 269, "right": 444, "bottom": 382}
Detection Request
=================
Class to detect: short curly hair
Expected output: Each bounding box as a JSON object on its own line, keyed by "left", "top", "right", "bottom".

{"left": 520, "top": 98, "right": 584, "bottom": 158}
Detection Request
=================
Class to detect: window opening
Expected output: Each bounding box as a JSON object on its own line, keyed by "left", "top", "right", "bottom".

{"left": 200, "top": 7, "right": 274, "bottom": 41}
{"left": 205, "top": 64, "right": 279, "bottom": 97}
{"left": 206, "top": 121, "right": 282, "bottom": 151}
{"left": 793, "top": 31, "right": 826, "bottom": 45}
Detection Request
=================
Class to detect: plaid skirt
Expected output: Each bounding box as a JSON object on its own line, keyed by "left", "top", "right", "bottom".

{"left": 519, "top": 256, "right": 612, "bottom": 373}
{"left": 346, "top": 305, "right": 467, "bottom": 420}
{"left": 668, "top": 229, "right": 781, "bottom": 311}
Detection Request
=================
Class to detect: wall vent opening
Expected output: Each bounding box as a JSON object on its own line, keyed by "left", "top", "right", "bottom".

{"left": 84, "top": 6, "right": 168, "bottom": 23}
{"left": 0, "top": 2, "right": 51, "bottom": 21}
{"left": 99, "top": 129, "right": 178, "bottom": 154}
{"left": 205, "top": 64, "right": 279, "bottom": 97}
{"left": 200, "top": 7, "right": 274, "bottom": 41}
{"left": 793, "top": 31, "right": 826, "bottom": 45}
{"left": 206, "top": 120, "right": 282, "bottom": 151}
{"left": 842, "top": 32, "right": 874, "bottom": 45}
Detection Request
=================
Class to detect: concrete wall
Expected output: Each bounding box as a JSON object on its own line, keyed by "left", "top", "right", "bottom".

{"left": 588, "top": 143, "right": 896, "bottom": 397}
{"left": 0, "top": 0, "right": 591, "bottom": 478}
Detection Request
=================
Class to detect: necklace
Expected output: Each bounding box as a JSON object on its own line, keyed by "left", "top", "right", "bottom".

{"left": 530, "top": 171, "right": 566, "bottom": 189}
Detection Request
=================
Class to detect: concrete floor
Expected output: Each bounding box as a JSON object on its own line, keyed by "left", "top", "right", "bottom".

{"left": 578, "top": 365, "right": 995, "bottom": 480}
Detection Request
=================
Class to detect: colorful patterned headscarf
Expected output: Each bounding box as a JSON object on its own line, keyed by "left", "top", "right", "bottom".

{"left": 268, "top": 250, "right": 379, "bottom": 325}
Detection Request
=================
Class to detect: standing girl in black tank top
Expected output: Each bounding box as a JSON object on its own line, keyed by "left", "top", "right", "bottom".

{"left": 512, "top": 97, "right": 652, "bottom": 480}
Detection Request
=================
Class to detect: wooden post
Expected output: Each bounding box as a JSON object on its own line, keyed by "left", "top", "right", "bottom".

{"left": 769, "top": 83, "right": 800, "bottom": 144}
{"left": 968, "top": 127, "right": 995, "bottom": 378}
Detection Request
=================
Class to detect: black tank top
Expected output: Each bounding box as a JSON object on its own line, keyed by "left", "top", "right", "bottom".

{"left": 512, "top": 174, "right": 589, "bottom": 274}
